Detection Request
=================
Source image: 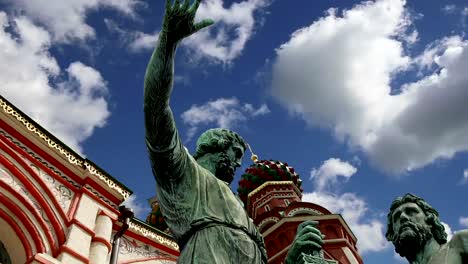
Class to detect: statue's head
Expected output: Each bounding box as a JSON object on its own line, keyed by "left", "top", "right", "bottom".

{"left": 193, "top": 128, "right": 247, "bottom": 184}
{"left": 386, "top": 193, "right": 447, "bottom": 258}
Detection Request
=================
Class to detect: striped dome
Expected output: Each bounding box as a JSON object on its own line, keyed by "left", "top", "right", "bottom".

{"left": 237, "top": 160, "right": 303, "bottom": 207}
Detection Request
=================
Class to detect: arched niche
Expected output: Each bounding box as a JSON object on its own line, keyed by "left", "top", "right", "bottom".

{"left": 0, "top": 241, "right": 12, "bottom": 264}
{"left": 0, "top": 217, "right": 26, "bottom": 264}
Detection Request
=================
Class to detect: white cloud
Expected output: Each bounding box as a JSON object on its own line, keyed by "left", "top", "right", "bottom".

{"left": 120, "top": 194, "right": 147, "bottom": 219}
{"left": 442, "top": 221, "right": 454, "bottom": 241}
{"left": 442, "top": 5, "right": 457, "bottom": 14}
{"left": 310, "top": 158, "right": 357, "bottom": 191}
{"left": 66, "top": 62, "right": 108, "bottom": 96}
{"left": 104, "top": 18, "right": 159, "bottom": 52}
{"left": 0, "top": 13, "right": 110, "bottom": 154}
{"left": 181, "top": 97, "right": 269, "bottom": 140}
{"left": 182, "top": 0, "right": 270, "bottom": 64}
{"left": 302, "top": 192, "right": 389, "bottom": 253}
{"left": 271, "top": 0, "right": 468, "bottom": 174}
{"left": 412, "top": 36, "right": 464, "bottom": 73}
{"left": 5, "top": 0, "right": 142, "bottom": 43}
{"left": 459, "top": 217, "right": 468, "bottom": 227}
{"left": 129, "top": 31, "right": 159, "bottom": 52}
{"left": 243, "top": 103, "right": 270, "bottom": 116}
{"left": 104, "top": 0, "right": 269, "bottom": 61}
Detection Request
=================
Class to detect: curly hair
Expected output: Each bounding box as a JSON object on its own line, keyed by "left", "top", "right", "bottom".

{"left": 193, "top": 128, "right": 247, "bottom": 160}
{"left": 386, "top": 193, "right": 447, "bottom": 245}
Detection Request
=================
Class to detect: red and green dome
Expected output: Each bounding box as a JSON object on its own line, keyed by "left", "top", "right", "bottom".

{"left": 237, "top": 160, "right": 303, "bottom": 206}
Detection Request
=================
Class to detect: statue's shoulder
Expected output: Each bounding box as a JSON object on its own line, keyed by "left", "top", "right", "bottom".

{"left": 448, "top": 229, "right": 468, "bottom": 253}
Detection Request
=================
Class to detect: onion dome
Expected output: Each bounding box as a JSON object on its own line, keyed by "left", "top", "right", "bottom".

{"left": 237, "top": 160, "right": 303, "bottom": 207}
{"left": 146, "top": 199, "right": 169, "bottom": 232}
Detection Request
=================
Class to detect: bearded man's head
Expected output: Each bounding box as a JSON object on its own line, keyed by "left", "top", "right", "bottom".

{"left": 194, "top": 128, "right": 246, "bottom": 183}
{"left": 385, "top": 193, "right": 447, "bottom": 258}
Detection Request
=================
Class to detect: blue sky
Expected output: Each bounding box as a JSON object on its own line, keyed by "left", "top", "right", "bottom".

{"left": 1, "top": 0, "right": 468, "bottom": 262}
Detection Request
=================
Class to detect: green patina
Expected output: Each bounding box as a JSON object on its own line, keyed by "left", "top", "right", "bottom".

{"left": 143, "top": 0, "right": 267, "bottom": 263}
{"left": 386, "top": 193, "right": 468, "bottom": 264}
{"left": 285, "top": 221, "right": 331, "bottom": 264}
{"left": 143, "top": 1, "right": 328, "bottom": 263}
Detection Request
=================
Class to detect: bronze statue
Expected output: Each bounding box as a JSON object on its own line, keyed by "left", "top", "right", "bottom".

{"left": 143, "top": 0, "right": 268, "bottom": 262}
{"left": 386, "top": 193, "right": 468, "bottom": 264}
{"left": 144, "top": 0, "right": 325, "bottom": 263}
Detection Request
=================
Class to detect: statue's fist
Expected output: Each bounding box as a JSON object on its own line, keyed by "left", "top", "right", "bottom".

{"left": 285, "top": 221, "right": 325, "bottom": 264}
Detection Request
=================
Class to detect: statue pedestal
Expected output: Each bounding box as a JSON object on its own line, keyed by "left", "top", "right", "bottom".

{"left": 298, "top": 253, "right": 338, "bottom": 264}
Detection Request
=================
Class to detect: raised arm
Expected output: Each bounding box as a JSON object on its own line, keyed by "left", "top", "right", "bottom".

{"left": 144, "top": 0, "right": 213, "bottom": 182}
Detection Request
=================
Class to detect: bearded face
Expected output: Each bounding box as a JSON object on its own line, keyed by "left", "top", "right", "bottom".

{"left": 389, "top": 202, "right": 435, "bottom": 258}
{"left": 393, "top": 220, "right": 433, "bottom": 257}
{"left": 214, "top": 153, "right": 235, "bottom": 183}
{"left": 213, "top": 143, "right": 243, "bottom": 184}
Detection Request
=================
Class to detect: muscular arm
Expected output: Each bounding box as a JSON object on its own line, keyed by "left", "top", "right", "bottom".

{"left": 143, "top": 0, "right": 213, "bottom": 183}
{"left": 143, "top": 31, "right": 183, "bottom": 183}
{"left": 144, "top": 29, "right": 177, "bottom": 145}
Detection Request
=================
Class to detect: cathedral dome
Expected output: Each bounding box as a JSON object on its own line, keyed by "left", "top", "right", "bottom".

{"left": 237, "top": 160, "right": 303, "bottom": 206}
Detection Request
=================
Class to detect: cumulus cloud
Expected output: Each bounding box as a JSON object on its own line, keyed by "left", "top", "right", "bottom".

{"left": 0, "top": 13, "right": 110, "bottom": 154}
{"left": 412, "top": 35, "right": 465, "bottom": 73}
{"left": 104, "top": 0, "right": 269, "bottom": 61}
{"left": 66, "top": 62, "right": 108, "bottom": 96}
{"left": 310, "top": 158, "right": 357, "bottom": 191}
{"left": 4, "top": 0, "right": 142, "bottom": 42}
{"left": 183, "top": 0, "right": 270, "bottom": 64}
{"left": 181, "top": 97, "right": 269, "bottom": 140}
{"left": 271, "top": 0, "right": 468, "bottom": 174}
{"left": 305, "top": 157, "right": 386, "bottom": 253}
{"left": 120, "top": 194, "right": 147, "bottom": 219}
{"left": 460, "top": 217, "right": 468, "bottom": 228}
{"left": 303, "top": 192, "right": 389, "bottom": 253}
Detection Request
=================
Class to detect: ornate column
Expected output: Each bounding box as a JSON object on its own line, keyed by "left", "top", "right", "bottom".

{"left": 89, "top": 211, "right": 113, "bottom": 264}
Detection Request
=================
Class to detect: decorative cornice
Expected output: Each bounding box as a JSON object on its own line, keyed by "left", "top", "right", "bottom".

{"left": 84, "top": 161, "right": 130, "bottom": 199}
{"left": 287, "top": 207, "right": 324, "bottom": 217}
{"left": 1, "top": 98, "right": 82, "bottom": 166}
{"left": 247, "top": 181, "right": 302, "bottom": 210}
{"left": 128, "top": 219, "right": 179, "bottom": 251}
{"left": 248, "top": 181, "right": 300, "bottom": 198}
{"left": 0, "top": 96, "right": 132, "bottom": 200}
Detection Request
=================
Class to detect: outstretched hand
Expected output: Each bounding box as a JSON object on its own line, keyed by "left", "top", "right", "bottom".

{"left": 162, "top": 0, "right": 214, "bottom": 44}
{"left": 285, "top": 221, "right": 325, "bottom": 264}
